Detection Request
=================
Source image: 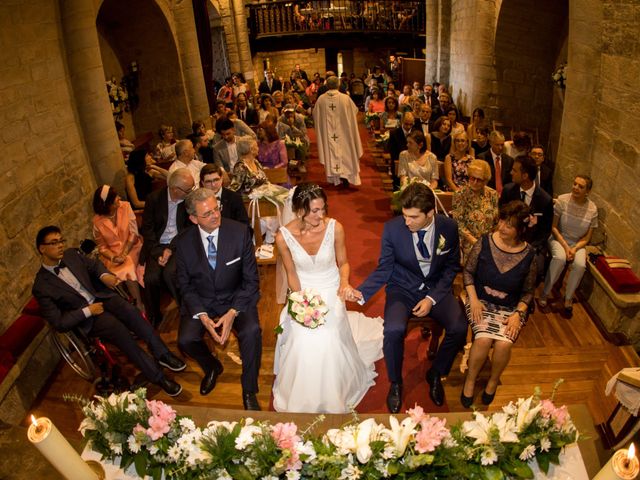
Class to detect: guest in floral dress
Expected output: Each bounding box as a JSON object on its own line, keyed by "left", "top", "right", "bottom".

{"left": 398, "top": 130, "right": 439, "bottom": 189}
{"left": 452, "top": 159, "right": 499, "bottom": 258}
{"left": 444, "top": 132, "right": 474, "bottom": 192}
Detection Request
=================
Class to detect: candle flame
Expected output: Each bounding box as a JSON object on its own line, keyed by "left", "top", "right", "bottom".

{"left": 628, "top": 443, "right": 636, "bottom": 460}
{"left": 30, "top": 415, "right": 37, "bottom": 427}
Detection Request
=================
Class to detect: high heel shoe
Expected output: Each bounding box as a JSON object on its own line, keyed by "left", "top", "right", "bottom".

{"left": 460, "top": 390, "right": 474, "bottom": 408}
{"left": 481, "top": 390, "right": 496, "bottom": 405}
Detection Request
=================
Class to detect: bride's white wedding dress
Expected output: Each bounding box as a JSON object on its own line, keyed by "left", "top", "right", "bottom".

{"left": 273, "top": 219, "right": 384, "bottom": 413}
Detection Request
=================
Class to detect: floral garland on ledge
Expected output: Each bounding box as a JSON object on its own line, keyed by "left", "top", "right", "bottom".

{"left": 67, "top": 385, "right": 578, "bottom": 480}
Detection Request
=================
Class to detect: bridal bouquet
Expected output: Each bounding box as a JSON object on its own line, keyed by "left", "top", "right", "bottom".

{"left": 287, "top": 288, "right": 328, "bottom": 328}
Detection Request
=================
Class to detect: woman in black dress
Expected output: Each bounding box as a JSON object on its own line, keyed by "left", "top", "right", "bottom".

{"left": 460, "top": 201, "right": 537, "bottom": 407}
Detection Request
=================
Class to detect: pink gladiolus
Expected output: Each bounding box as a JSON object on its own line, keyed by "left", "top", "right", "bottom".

{"left": 415, "top": 417, "right": 448, "bottom": 453}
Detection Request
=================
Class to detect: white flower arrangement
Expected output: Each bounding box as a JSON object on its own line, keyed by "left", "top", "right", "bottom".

{"left": 70, "top": 383, "right": 579, "bottom": 479}
{"left": 106, "top": 77, "right": 129, "bottom": 119}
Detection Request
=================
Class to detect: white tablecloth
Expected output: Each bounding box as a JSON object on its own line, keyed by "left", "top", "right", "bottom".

{"left": 83, "top": 442, "right": 588, "bottom": 479}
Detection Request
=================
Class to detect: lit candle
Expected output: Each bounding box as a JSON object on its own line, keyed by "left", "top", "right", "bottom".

{"left": 594, "top": 443, "right": 639, "bottom": 480}
{"left": 28, "top": 415, "right": 98, "bottom": 480}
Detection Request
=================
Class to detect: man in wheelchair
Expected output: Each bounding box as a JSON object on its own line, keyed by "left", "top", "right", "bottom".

{"left": 32, "top": 225, "right": 186, "bottom": 396}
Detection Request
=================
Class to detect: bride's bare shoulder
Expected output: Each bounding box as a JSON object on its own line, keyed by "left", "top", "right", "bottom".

{"left": 284, "top": 219, "right": 302, "bottom": 234}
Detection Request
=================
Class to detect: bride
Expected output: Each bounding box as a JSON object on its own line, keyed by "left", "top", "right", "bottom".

{"left": 272, "top": 183, "right": 383, "bottom": 413}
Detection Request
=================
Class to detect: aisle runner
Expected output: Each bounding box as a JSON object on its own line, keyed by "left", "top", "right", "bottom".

{"left": 302, "top": 124, "right": 450, "bottom": 414}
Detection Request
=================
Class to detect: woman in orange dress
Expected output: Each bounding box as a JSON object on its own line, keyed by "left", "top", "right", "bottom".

{"left": 92, "top": 185, "right": 145, "bottom": 313}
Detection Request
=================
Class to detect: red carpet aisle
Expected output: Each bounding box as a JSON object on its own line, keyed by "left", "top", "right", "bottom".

{"left": 300, "top": 124, "right": 450, "bottom": 414}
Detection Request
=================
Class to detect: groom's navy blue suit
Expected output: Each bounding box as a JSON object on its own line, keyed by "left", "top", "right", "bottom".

{"left": 358, "top": 214, "right": 467, "bottom": 383}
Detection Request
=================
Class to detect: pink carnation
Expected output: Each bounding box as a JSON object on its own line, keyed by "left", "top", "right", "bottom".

{"left": 415, "top": 417, "right": 449, "bottom": 454}
{"left": 407, "top": 404, "right": 427, "bottom": 423}
{"left": 271, "top": 422, "right": 300, "bottom": 450}
{"left": 144, "top": 399, "right": 176, "bottom": 440}
{"left": 540, "top": 399, "right": 569, "bottom": 428}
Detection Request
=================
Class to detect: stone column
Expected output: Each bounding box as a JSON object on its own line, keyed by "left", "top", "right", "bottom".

{"left": 231, "top": 0, "right": 256, "bottom": 91}
{"left": 174, "top": 0, "right": 210, "bottom": 119}
{"left": 60, "top": 0, "right": 123, "bottom": 189}
{"left": 425, "top": 0, "right": 439, "bottom": 83}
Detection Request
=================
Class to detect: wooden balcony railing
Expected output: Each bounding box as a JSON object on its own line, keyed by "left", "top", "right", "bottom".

{"left": 247, "top": 0, "right": 426, "bottom": 38}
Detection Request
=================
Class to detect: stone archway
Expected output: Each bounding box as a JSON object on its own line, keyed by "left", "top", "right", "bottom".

{"left": 493, "top": 0, "right": 568, "bottom": 146}
{"left": 97, "top": 0, "right": 191, "bottom": 137}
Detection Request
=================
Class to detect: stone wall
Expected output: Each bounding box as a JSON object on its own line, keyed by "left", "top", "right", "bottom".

{"left": 0, "top": 0, "right": 96, "bottom": 331}
{"left": 97, "top": 0, "right": 192, "bottom": 138}
{"left": 563, "top": 0, "right": 640, "bottom": 269}
{"left": 252, "top": 48, "right": 326, "bottom": 85}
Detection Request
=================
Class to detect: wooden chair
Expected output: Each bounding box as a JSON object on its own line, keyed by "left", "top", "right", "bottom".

{"left": 264, "top": 167, "right": 289, "bottom": 185}
{"left": 244, "top": 197, "right": 280, "bottom": 266}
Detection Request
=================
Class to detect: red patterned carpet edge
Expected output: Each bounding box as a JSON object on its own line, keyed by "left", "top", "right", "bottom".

{"left": 292, "top": 123, "right": 450, "bottom": 414}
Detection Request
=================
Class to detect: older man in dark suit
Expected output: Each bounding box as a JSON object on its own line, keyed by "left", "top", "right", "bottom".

{"left": 353, "top": 183, "right": 467, "bottom": 411}
{"left": 32, "top": 225, "right": 185, "bottom": 395}
{"left": 175, "top": 188, "right": 262, "bottom": 410}
{"left": 478, "top": 131, "right": 514, "bottom": 195}
{"left": 140, "top": 168, "right": 194, "bottom": 325}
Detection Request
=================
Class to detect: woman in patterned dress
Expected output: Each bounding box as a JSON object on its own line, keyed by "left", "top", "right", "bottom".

{"left": 452, "top": 159, "right": 499, "bottom": 258}
{"left": 443, "top": 131, "right": 474, "bottom": 192}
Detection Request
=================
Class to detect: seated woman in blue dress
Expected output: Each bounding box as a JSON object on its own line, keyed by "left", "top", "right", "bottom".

{"left": 460, "top": 200, "right": 537, "bottom": 408}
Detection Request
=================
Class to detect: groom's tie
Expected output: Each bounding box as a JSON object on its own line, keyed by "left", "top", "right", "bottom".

{"left": 416, "top": 230, "right": 430, "bottom": 259}
{"left": 207, "top": 235, "right": 217, "bottom": 270}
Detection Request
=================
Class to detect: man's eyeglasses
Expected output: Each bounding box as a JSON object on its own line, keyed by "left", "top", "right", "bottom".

{"left": 42, "top": 238, "right": 66, "bottom": 246}
{"left": 196, "top": 206, "right": 222, "bottom": 218}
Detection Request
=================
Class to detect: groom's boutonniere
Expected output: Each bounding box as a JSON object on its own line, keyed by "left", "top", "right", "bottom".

{"left": 436, "top": 235, "right": 446, "bottom": 255}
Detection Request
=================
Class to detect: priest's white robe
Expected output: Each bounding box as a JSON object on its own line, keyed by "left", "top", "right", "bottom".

{"left": 312, "top": 89, "right": 363, "bottom": 185}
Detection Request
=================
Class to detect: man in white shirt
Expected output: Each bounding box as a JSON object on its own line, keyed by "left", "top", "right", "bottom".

{"left": 169, "top": 139, "right": 205, "bottom": 185}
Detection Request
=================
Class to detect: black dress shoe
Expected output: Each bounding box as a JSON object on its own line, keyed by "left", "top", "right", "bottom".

{"left": 243, "top": 392, "right": 261, "bottom": 411}
{"left": 386, "top": 383, "right": 402, "bottom": 413}
{"left": 562, "top": 304, "right": 573, "bottom": 319}
{"left": 460, "top": 390, "right": 474, "bottom": 409}
{"left": 481, "top": 390, "right": 496, "bottom": 405}
{"left": 158, "top": 352, "right": 187, "bottom": 372}
{"left": 426, "top": 369, "right": 445, "bottom": 406}
{"left": 200, "top": 358, "right": 224, "bottom": 395}
{"left": 158, "top": 377, "right": 182, "bottom": 397}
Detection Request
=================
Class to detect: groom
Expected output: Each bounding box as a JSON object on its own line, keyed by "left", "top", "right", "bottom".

{"left": 353, "top": 183, "right": 467, "bottom": 412}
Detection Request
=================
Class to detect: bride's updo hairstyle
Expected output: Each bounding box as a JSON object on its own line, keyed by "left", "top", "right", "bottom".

{"left": 292, "top": 183, "right": 327, "bottom": 222}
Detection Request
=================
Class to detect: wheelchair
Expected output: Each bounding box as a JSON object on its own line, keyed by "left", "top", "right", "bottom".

{"left": 50, "top": 240, "right": 137, "bottom": 394}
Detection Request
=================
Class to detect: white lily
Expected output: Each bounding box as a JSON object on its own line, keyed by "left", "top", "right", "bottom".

{"left": 354, "top": 418, "right": 380, "bottom": 463}
{"left": 462, "top": 412, "right": 492, "bottom": 445}
{"left": 491, "top": 412, "right": 519, "bottom": 443}
{"left": 386, "top": 416, "right": 417, "bottom": 457}
{"left": 515, "top": 396, "right": 542, "bottom": 432}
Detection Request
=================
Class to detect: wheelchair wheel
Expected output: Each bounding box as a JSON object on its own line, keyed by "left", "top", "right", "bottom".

{"left": 51, "top": 330, "right": 97, "bottom": 381}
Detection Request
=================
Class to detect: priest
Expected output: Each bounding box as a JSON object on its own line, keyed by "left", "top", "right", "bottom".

{"left": 312, "top": 76, "right": 363, "bottom": 187}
